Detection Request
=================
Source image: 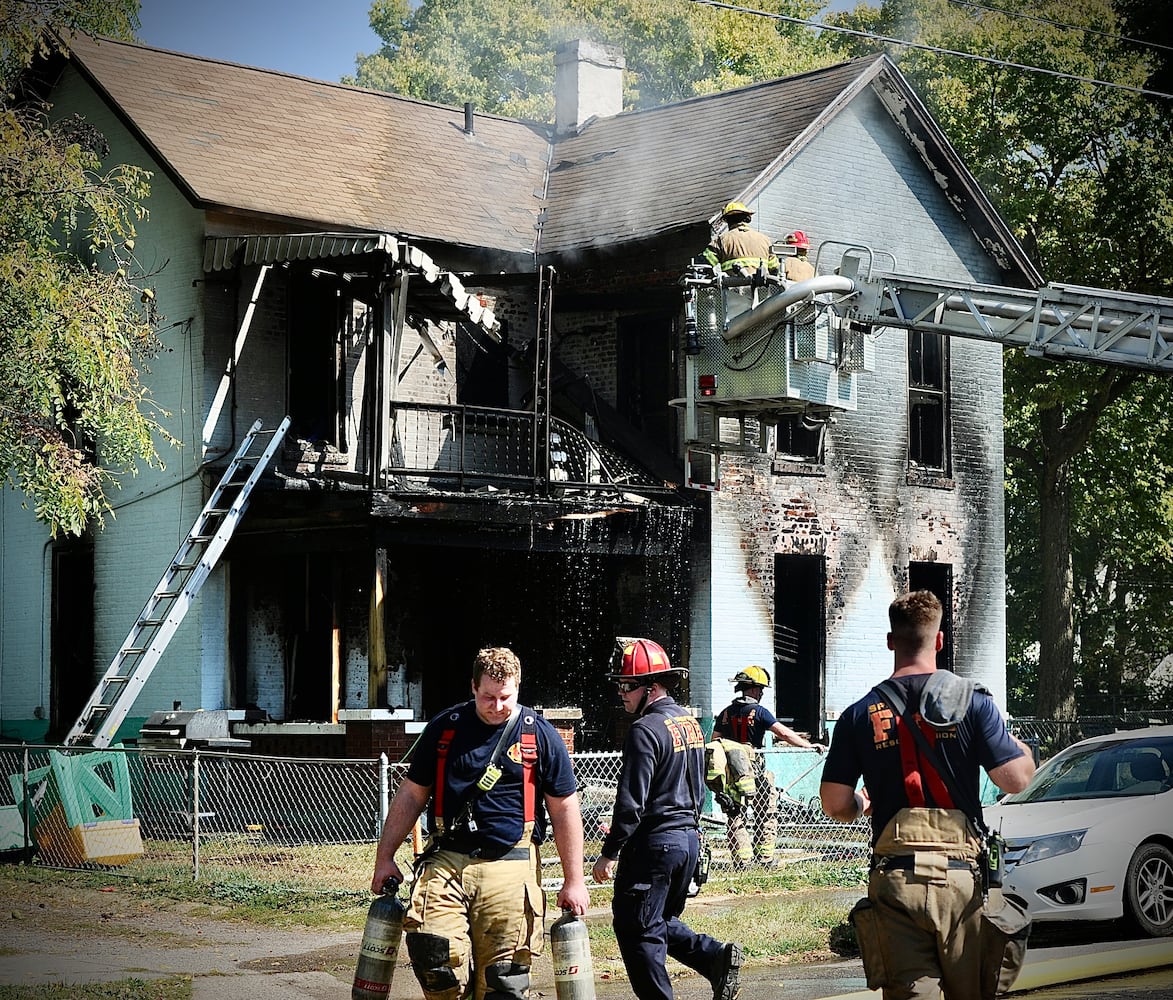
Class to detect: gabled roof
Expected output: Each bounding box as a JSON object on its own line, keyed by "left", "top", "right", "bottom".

{"left": 540, "top": 59, "right": 876, "bottom": 256}
{"left": 56, "top": 36, "right": 1039, "bottom": 284}
{"left": 60, "top": 36, "right": 551, "bottom": 257}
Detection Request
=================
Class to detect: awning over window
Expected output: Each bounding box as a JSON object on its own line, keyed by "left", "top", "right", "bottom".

{"left": 202, "top": 232, "right": 498, "bottom": 335}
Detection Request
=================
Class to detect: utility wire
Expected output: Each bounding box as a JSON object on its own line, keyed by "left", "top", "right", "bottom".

{"left": 688, "top": 0, "right": 1173, "bottom": 100}
{"left": 947, "top": 0, "right": 1173, "bottom": 55}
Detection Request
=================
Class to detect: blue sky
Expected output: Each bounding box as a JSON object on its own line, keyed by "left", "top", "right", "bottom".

{"left": 136, "top": 0, "right": 383, "bottom": 82}
{"left": 135, "top": 0, "right": 860, "bottom": 84}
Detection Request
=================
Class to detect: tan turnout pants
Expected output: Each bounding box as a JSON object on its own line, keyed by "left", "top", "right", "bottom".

{"left": 405, "top": 844, "right": 545, "bottom": 1000}
{"left": 868, "top": 808, "right": 986, "bottom": 1000}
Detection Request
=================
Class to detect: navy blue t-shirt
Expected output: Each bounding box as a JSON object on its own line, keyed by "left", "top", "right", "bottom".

{"left": 821, "top": 673, "right": 1023, "bottom": 846}
{"left": 407, "top": 701, "right": 577, "bottom": 854}
{"left": 714, "top": 696, "right": 778, "bottom": 748}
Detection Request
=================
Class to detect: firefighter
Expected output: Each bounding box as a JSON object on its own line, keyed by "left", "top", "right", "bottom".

{"left": 783, "top": 230, "right": 815, "bottom": 282}
{"left": 592, "top": 638, "right": 742, "bottom": 1000}
{"left": 712, "top": 665, "right": 821, "bottom": 867}
{"left": 703, "top": 201, "right": 780, "bottom": 278}
{"left": 370, "top": 647, "right": 589, "bottom": 1000}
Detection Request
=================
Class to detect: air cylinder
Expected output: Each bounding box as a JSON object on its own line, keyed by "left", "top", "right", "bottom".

{"left": 353, "top": 878, "right": 405, "bottom": 1000}
{"left": 550, "top": 908, "right": 596, "bottom": 1000}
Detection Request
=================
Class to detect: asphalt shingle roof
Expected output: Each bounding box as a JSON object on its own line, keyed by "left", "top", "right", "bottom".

{"left": 539, "top": 59, "right": 881, "bottom": 255}
{"left": 64, "top": 36, "right": 552, "bottom": 255}
{"left": 59, "top": 38, "right": 1034, "bottom": 282}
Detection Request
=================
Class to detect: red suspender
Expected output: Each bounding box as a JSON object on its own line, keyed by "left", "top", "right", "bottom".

{"left": 434, "top": 728, "right": 456, "bottom": 821}
{"left": 520, "top": 729, "right": 538, "bottom": 822}
{"left": 895, "top": 715, "right": 954, "bottom": 809}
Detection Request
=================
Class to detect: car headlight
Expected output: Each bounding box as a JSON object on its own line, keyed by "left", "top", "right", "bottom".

{"left": 1017, "top": 830, "right": 1087, "bottom": 865}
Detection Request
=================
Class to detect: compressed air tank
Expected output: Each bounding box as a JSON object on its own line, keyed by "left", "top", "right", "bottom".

{"left": 352, "top": 878, "right": 405, "bottom": 1000}
{"left": 550, "top": 908, "right": 596, "bottom": 1000}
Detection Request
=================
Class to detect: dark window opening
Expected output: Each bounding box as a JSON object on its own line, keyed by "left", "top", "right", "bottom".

{"left": 773, "top": 554, "right": 826, "bottom": 740}
{"left": 49, "top": 540, "right": 94, "bottom": 742}
{"left": 908, "top": 331, "right": 949, "bottom": 472}
{"left": 909, "top": 561, "right": 954, "bottom": 672}
{"left": 289, "top": 278, "right": 342, "bottom": 446}
{"left": 456, "top": 321, "right": 508, "bottom": 407}
{"left": 617, "top": 313, "right": 674, "bottom": 454}
{"left": 774, "top": 413, "right": 826, "bottom": 463}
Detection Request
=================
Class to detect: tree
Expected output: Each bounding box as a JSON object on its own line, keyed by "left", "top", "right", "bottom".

{"left": 828, "top": 0, "right": 1173, "bottom": 718}
{"left": 2, "top": 1, "right": 171, "bottom": 537}
{"left": 349, "top": 0, "right": 832, "bottom": 119}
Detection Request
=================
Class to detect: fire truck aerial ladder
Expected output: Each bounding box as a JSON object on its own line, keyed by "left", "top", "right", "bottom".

{"left": 678, "top": 244, "right": 1173, "bottom": 488}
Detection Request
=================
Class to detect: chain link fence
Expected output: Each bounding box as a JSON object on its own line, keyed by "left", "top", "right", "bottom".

{"left": 0, "top": 744, "right": 867, "bottom": 893}
{"left": 1009, "top": 712, "right": 1173, "bottom": 760}
{"left": 9, "top": 716, "right": 1163, "bottom": 893}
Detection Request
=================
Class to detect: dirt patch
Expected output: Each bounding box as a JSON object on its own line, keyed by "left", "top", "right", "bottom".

{"left": 0, "top": 869, "right": 362, "bottom": 984}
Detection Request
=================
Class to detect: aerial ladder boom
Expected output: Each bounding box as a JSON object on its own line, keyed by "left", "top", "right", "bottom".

{"left": 677, "top": 255, "right": 1172, "bottom": 486}
{"left": 849, "top": 274, "right": 1173, "bottom": 374}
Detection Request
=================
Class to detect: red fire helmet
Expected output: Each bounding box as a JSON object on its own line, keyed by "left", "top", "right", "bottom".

{"left": 608, "top": 638, "right": 688, "bottom": 682}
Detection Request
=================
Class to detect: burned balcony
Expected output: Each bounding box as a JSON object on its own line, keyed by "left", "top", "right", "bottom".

{"left": 380, "top": 402, "right": 671, "bottom": 497}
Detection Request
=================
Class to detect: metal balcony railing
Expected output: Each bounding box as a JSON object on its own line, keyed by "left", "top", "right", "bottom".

{"left": 384, "top": 401, "right": 671, "bottom": 494}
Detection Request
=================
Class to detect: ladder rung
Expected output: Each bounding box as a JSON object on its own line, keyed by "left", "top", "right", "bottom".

{"left": 65, "top": 415, "right": 289, "bottom": 750}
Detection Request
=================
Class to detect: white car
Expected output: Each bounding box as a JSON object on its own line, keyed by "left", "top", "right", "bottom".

{"left": 984, "top": 724, "right": 1173, "bottom": 937}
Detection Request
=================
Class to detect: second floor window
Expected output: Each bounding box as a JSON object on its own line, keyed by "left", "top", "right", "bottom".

{"left": 908, "top": 330, "right": 949, "bottom": 472}
{"left": 773, "top": 413, "right": 826, "bottom": 463}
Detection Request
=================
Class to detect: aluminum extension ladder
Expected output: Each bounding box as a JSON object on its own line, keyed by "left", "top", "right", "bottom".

{"left": 65, "top": 417, "right": 291, "bottom": 749}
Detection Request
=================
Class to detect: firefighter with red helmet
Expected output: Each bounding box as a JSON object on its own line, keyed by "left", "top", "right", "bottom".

{"left": 782, "top": 230, "right": 815, "bottom": 282}
{"left": 592, "top": 638, "right": 743, "bottom": 1000}
{"left": 713, "top": 665, "right": 821, "bottom": 866}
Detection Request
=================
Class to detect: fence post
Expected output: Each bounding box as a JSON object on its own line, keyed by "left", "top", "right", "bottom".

{"left": 21, "top": 745, "right": 31, "bottom": 863}
{"left": 192, "top": 749, "right": 201, "bottom": 881}
{"left": 379, "top": 752, "right": 389, "bottom": 834}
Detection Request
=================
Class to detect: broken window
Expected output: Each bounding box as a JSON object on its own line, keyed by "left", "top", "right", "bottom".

{"left": 455, "top": 320, "right": 508, "bottom": 407}
{"left": 773, "top": 413, "right": 826, "bottom": 463}
{"left": 773, "top": 554, "right": 826, "bottom": 740}
{"left": 908, "top": 330, "right": 949, "bottom": 473}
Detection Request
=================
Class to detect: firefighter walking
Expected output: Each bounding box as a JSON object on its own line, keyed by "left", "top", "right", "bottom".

{"left": 592, "top": 638, "right": 743, "bottom": 1000}
{"left": 711, "top": 666, "right": 821, "bottom": 867}
{"left": 370, "top": 647, "right": 589, "bottom": 1000}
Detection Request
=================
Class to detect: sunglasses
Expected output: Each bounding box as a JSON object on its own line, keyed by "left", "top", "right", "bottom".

{"left": 617, "top": 681, "right": 646, "bottom": 694}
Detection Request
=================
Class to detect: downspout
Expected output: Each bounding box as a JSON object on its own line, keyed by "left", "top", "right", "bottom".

{"left": 529, "top": 135, "right": 556, "bottom": 493}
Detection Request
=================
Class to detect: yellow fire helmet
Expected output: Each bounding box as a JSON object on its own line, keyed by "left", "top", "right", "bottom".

{"left": 732, "top": 665, "right": 771, "bottom": 688}
{"left": 721, "top": 201, "right": 753, "bottom": 220}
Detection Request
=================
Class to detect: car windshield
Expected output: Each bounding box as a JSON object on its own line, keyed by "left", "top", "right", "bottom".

{"left": 1004, "top": 734, "right": 1173, "bottom": 803}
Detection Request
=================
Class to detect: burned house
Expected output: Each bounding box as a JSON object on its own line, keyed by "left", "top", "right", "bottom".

{"left": 0, "top": 36, "right": 1040, "bottom": 751}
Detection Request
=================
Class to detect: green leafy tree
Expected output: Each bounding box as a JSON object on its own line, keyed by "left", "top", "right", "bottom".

{"left": 829, "top": 0, "right": 1173, "bottom": 718}
{"left": 349, "top": 0, "right": 832, "bottom": 119}
{"left": 2, "top": 0, "right": 171, "bottom": 537}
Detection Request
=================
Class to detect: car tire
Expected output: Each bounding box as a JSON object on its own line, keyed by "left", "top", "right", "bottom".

{"left": 1124, "top": 841, "right": 1173, "bottom": 937}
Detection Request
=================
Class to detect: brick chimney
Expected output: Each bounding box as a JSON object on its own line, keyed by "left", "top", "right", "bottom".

{"left": 554, "top": 38, "right": 624, "bottom": 135}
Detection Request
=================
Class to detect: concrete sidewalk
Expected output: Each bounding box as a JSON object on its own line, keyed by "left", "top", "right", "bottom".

{"left": 188, "top": 935, "right": 1173, "bottom": 1000}
{"left": 179, "top": 936, "right": 1173, "bottom": 1000}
